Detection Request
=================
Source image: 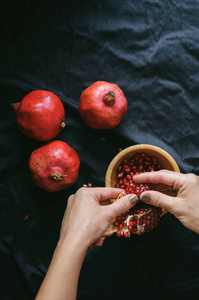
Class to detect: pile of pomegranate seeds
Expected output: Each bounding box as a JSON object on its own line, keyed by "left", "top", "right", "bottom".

{"left": 115, "top": 152, "right": 161, "bottom": 193}
{"left": 104, "top": 152, "right": 163, "bottom": 237}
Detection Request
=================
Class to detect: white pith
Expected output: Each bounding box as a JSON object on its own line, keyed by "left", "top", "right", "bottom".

{"left": 104, "top": 209, "right": 152, "bottom": 236}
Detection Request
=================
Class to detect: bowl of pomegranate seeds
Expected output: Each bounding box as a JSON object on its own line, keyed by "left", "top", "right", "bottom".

{"left": 103, "top": 144, "right": 180, "bottom": 237}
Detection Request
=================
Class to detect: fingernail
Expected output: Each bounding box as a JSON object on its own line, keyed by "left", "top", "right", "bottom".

{"left": 141, "top": 194, "right": 151, "bottom": 202}
{"left": 129, "top": 194, "right": 138, "bottom": 205}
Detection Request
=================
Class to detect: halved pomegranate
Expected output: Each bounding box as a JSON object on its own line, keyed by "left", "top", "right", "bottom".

{"left": 104, "top": 192, "right": 162, "bottom": 237}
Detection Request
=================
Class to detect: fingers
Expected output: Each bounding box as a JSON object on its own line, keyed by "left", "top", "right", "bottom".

{"left": 106, "top": 193, "right": 138, "bottom": 219}
{"left": 133, "top": 170, "right": 185, "bottom": 190}
{"left": 94, "top": 237, "right": 106, "bottom": 246}
{"left": 93, "top": 187, "right": 124, "bottom": 201}
{"left": 140, "top": 190, "right": 177, "bottom": 212}
{"left": 77, "top": 187, "right": 123, "bottom": 202}
{"left": 67, "top": 194, "right": 74, "bottom": 206}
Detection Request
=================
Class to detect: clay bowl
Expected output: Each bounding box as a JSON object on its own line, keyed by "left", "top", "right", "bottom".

{"left": 105, "top": 144, "right": 180, "bottom": 215}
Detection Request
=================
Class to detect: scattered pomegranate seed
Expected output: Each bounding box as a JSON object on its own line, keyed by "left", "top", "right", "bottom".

{"left": 83, "top": 183, "right": 93, "bottom": 188}
{"left": 118, "top": 148, "right": 122, "bottom": 152}
{"left": 100, "top": 136, "right": 107, "bottom": 142}
{"left": 24, "top": 215, "right": 29, "bottom": 221}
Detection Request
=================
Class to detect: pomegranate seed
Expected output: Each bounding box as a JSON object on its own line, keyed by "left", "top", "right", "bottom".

{"left": 122, "top": 220, "right": 127, "bottom": 226}
{"left": 118, "top": 148, "right": 122, "bottom": 152}
{"left": 24, "top": 215, "right": 29, "bottom": 221}
{"left": 119, "top": 224, "right": 123, "bottom": 230}
{"left": 118, "top": 166, "right": 122, "bottom": 172}
{"left": 88, "top": 183, "right": 93, "bottom": 187}
{"left": 113, "top": 220, "right": 119, "bottom": 227}
{"left": 123, "top": 179, "right": 127, "bottom": 186}
{"left": 123, "top": 164, "right": 129, "bottom": 169}
{"left": 152, "top": 158, "right": 158, "bottom": 164}
{"left": 139, "top": 218, "right": 143, "bottom": 225}
{"left": 139, "top": 165, "right": 143, "bottom": 171}
{"left": 123, "top": 232, "right": 129, "bottom": 238}
{"left": 117, "top": 172, "right": 124, "bottom": 178}
{"left": 116, "top": 230, "right": 121, "bottom": 237}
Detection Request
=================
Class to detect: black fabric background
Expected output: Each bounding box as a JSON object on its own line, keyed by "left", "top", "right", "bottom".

{"left": 1, "top": 0, "right": 199, "bottom": 299}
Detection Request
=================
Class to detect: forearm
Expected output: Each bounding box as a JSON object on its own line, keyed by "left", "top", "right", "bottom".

{"left": 35, "top": 238, "right": 87, "bottom": 300}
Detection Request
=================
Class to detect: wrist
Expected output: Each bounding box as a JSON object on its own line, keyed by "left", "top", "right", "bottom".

{"left": 55, "top": 235, "right": 88, "bottom": 264}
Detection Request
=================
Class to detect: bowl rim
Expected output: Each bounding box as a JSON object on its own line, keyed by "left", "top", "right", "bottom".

{"left": 105, "top": 144, "right": 180, "bottom": 188}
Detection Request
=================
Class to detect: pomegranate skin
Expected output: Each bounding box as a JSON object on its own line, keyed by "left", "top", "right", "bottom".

{"left": 29, "top": 140, "right": 80, "bottom": 192}
{"left": 13, "top": 90, "right": 65, "bottom": 141}
{"left": 79, "top": 81, "right": 128, "bottom": 129}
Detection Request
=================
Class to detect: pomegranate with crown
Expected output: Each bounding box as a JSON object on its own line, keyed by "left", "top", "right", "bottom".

{"left": 79, "top": 81, "right": 127, "bottom": 129}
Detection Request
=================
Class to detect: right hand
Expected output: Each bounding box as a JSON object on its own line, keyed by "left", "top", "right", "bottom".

{"left": 59, "top": 187, "right": 138, "bottom": 250}
{"left": 133, "top": 170, "right": 199, "bottom": 234}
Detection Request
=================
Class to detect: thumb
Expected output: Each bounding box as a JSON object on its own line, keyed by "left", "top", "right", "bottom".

{"left": 107, "top": 194, "right": 138, "bottom": 219}
{"left": 140, "top": 191, "right": 176, "bottom": 212}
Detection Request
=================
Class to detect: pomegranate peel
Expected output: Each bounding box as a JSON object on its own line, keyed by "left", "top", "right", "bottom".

{"left": 103, "top": 192, "right": 162, "bottom": 237}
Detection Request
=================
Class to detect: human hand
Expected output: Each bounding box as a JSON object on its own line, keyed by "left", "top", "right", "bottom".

{"left": 133, "top": 170, "right": 199, "bottom": 234}
{"left": 59, "top": 187, "right": 138, "bottom": 250}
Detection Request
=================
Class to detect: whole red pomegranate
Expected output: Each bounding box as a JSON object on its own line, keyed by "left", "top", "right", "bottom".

{"left": 79, "top": 81, "right": 128, "bottom": 129}
{"left": 29, "top": 140, "right": 80, "bottom": 192}
{"left": 13, "top": 90, "right": 65, "bottom": 141}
